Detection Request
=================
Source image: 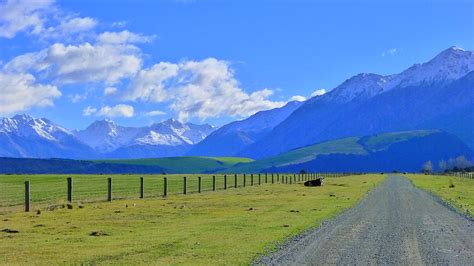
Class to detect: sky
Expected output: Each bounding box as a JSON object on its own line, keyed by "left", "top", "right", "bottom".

{"left": 0, "top": 0, "right": 473, "bottom": 130}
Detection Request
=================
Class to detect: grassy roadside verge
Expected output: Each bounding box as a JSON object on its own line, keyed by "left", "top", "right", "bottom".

{"left": 0, "top": 174, "right": 384, "bottom": 264}
{"left": 407, "top": 174, "right": 473, "bottom": 219}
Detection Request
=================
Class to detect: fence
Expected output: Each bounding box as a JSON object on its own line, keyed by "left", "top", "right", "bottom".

{"left": 0, "top": 172, "right": 356, "bottom": 213}
{"left": 435, "top": 172, "right": 474, "bottom": 179}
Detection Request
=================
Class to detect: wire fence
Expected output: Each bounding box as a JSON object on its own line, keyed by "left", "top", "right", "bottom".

{"left": 433, "top": 172, "right": 474, "bottom": 179}
{"left": 0, "top": 172, "right": 356, "bottom": 213}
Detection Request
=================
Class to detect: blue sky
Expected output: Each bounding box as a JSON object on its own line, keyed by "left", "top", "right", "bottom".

{"left": 0, "top": 0, "right": 473, "bottom": 130}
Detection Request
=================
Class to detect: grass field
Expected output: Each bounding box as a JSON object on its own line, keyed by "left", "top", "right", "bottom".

{"left": 0, "top": 173, "right": 275, "bottom": 212}
{"left": 0, "top": 174, "right": 384, "bottom": 264}
{"left": 407, "top": 174, "right": 474, "bottom": 218}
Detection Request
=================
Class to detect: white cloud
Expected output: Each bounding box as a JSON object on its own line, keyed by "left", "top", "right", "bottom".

{"left": 126, "top": 58, "right": 285, "bottom": 121}
{"left": 111, "top": 21, "right": 127, "bottom": 28}
{"left": 96, "top": 104, "right": 134, "bottom": 118}
{"left": 381, "top": 48, "right": 397, "bottom": 57}
{"left": 145, "top": 110, "right": 166, "bottom": 117}
{"left": 0, "top": 72, "right": 61, "bottom": 116}
{"left": 69, "top": 93, "right": 87, "bottom": 103}
{"left": 310, "top": 89, "right": 327, "bottom": 97}
{"left": 5, "top": 42, "right": 142, "bottom": 85}
{"left": 127, "top": 62, "right": 179, "bottom": 102}
{"left": 82, "top": 106, "right": 97, "bottom": 116}
{"left": 0, "top": 0, "right": 53, "bottom": 38}
{"left": 97, "top": 30, "right": 154, "bottom": 44}
{"left": 41, "top": 16, "right": 97, "bottom": 39}
{"left": 104, "top": 87, "right": 118, "bottom": 96}
{"left": 289, "top": 95, "right": 306, "bottom": 102}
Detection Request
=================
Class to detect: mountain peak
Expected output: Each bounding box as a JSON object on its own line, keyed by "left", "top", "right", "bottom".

{"left": 12, "top": 113, "right": 34, "bottom": 121}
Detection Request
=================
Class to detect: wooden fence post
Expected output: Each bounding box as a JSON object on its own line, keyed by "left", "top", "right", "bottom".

{"left": 25, "top": 181, "right": 30, "bottom": 212}
{"left": 107, "top": 177, "right": 112, "bottom": 202}
{"left": 183, "top": 176, "right": 187, "bottom": 195}
{"left": 258, "top": 174, "right": 261, "bottom": 185}
{"left": 140, "top": 177, "right": 144, "bottom": 199}
{"left": 277, "top": 174, "right": 279, "bottom": 183}
{"left": 213, "top": 175, "right": 216, "bottom": 191}
{"left": 251, "top": 174, "right": 254, "bottom": 186}
{"left": 265, "top": 173, "right": 268, "bottom": 183}
{"left": 234, "top": 174, "right": 237, "bottom": 188}
{"left": 272, "top": 173, "right": 274, "bottom": 184}
{"left": 67, "top": 177, "right": 73, "bottom": 203}
{"left": 224, "top": 175, "right": 227, "bottom": 190}
{"left": 198, "top": 176, "right": 202, "bottom": 193}
{"left": 164, "top": 177, "right": 168, "bottom": 197}
{"left": 243, "top": 174, "right": 246, "bottom": 187}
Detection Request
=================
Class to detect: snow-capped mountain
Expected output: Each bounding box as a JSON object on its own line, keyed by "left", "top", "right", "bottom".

{"left": 187, "top": 100, "right": 304, "bottom": 156}
{"left": 0, "top": 114, "right": 96, "bottom": 158}
{"left": 0, "top": 115, "right": 215, "bottom": 159}
{"left": 74, "top": 120, "right": 140, "bottom": 153}
{"left": 72, "top": 118, "right": 216, "bottom": 158}
{"left": 324, "top": 73, "right": 390, "bottom": 103}
{"left": 385, "top": 46, "right": 474, "bottom": 90}
{"left": 240, "top": 46, "right": 474, "bottom": 159}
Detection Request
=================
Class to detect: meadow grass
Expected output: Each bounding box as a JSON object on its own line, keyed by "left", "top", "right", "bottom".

{"left": 407, "top": 174, "right": 474, "bottom": 218}
{"left": 0, "top": 173, "right": 267, "bottom": 212}
{"left": 0, "top": 174, "right": 384, "bottom": 264}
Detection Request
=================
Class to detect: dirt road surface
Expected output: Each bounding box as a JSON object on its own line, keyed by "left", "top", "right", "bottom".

{"left": 257, "top": 175, "right": 474, "bottom": 265}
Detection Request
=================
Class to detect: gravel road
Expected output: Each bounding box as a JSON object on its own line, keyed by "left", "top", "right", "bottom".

{"left": 256, "top": 175, "right": 474, "bottom": 265}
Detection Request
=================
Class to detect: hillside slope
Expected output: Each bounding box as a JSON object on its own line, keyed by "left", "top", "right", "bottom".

{"left": 187, "top": 101, "right": 303, "bottom": 156}
{"left": 226, "top": 130, "right": 473, "bottom": 173}
{"left": 240, "top": 47, "right": 474, "bottom": 159}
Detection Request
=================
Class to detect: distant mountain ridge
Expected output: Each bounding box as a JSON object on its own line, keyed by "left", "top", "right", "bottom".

{"left": 187, "top": 100, "right": 304, "bottom": 156}
{"left": 0, "top": 115, "right": 216, "bottom": 159}
{"left": 240, "top": 46, "right": 474, "bottom": 159}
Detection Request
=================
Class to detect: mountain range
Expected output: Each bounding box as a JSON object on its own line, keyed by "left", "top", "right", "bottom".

{"left": 239, "top": 46, "right": 474, "bottom": 159}
{"left": 0, "top": 115, "right": 215, "bottom": 159}
{"left": 0, "top": 46, "right": 472, "bottom": 162}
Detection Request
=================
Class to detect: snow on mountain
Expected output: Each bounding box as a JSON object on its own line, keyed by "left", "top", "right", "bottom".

{"left": 0, "top": 114, "right": 96, "bottom": 158}
{"left": 240, "top": 46, "right": 474, "bottom": 159}
{"left": 74, "top": 120, "right": 140, "bottom": 153}
{"left": 132, "top": 119, "right": 216, "bottom": 146}
{"left": 385, "top": 46, "right": 474, "bottom": 90}
{"left": 0, "top": 114, "right": 71, "bottom": 141}
{"left": 323, "top": 46, "right": 474, "bottom": 104}
{"left": 74, "top": 118, "right": 216, "bottom": 158}
{"left": 0, "top": 114, "right": 215, "bottom": 158}
{"left": 324, "top": 73, "right": 390, "bottom": 103}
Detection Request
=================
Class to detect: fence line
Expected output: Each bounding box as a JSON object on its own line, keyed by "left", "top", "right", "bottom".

{"left": 0, "top": 172, "right": 361, "bottom": 213}
{"left": 433, "top": 172, "right": 474, "bottom": 179}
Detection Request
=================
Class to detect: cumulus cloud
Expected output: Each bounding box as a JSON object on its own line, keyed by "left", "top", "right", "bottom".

{"left": 127, "top": 62, "right": 179, "bottom": 102}
{"left": 145, "top": 110, "right": 166, "bottom": 117}
{"left": 97, "top": 30, "right": 154, "bottom": 44}
{"left": 0, "top": 72, "right": 61, "bottom": 116}
{"left": 289, "top": 95, "right": 306, "bottom": 102}
{"left": 310, "top": 89, "right": 327, "bottom": 97}
{"left": 126, "top": 58, "right": 284, "bottom": 121}
{"left": 41, "top": 16, "right": 97, "bottom": 39}
{"left": 96, "top": 104, "right": 134, "bottom": 118}
{"left": 103, "top": 87, "right": 118, "bottom": 95}
{"left": 0, "top": 0, "right": 53, "bottom": 38}
{"left": 5, "top": 42, "right": 142, "bottom": 85}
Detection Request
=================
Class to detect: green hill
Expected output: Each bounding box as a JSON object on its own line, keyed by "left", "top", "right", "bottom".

{"left": 94, "top": 157, "right": 254, "bottom": 174}
{"left": 223, "top": 130, "right": 472, "bottom": 173}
